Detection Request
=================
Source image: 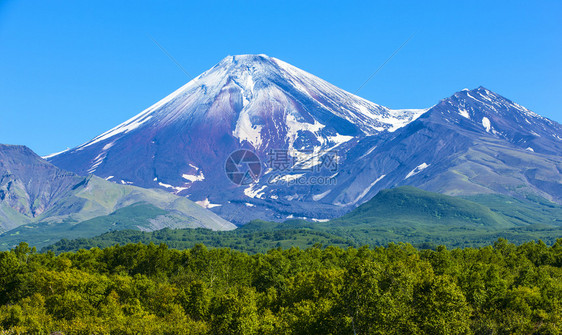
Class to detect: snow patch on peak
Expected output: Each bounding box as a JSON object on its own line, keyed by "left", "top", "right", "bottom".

{"left": 196, "top": 198, "right": 221, "bottom": 209}
{"left": 352, "top": 174, "right": 386, "bottom": 205}
{"left": 226, "top": 54, "right": 271, "bottom": 64}
{"left": 312, "top": 189, "right": 331, "bottom": 201}
{"left": 182, "top": 171, "right": 205, "bottom": 182}
{"left": 406, "top": 163, "right": 429, "bottom": 179}
{"left": 384, "top": 108, "right": 428, "bottom": 132}
{"left": 482, "top": 117, "right": 491, "bottom": 132}
{"left": 158, "top": 182, "right": 175, "bottom": 189}
{"left": 311, "top": 218, "right": 330, "bottom": 222}
{"left": 158, "top": 182, "right": 189, "bottom": 194}
{"left": 244, "top": 184, "right": 267, "bottom": 199}
{"left": 103, "top": 142, "right": 115, "bottom": 151}
{"left": 42, "top": 148, "right": 70, "bottom": 159}
{"left": 476, "top": 91, "right": 493, "bottom": 103}
{"left": 234, "top": 110, "right": 264, "bottom": 149}
{"left": 87, "top": 152, "right": 106, "bottom": 174}
{"left": 327, "top": 134, "right": 354, "bottom": 145}
{"left": 285, "top": 112, "right": 326, "bottom": 151}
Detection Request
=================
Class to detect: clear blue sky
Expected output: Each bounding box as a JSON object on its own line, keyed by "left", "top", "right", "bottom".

{"left": 1, "top": 0, "right": 561, "bottom": 156}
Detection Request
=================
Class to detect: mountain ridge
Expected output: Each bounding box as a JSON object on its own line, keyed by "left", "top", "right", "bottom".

{"left": 0, "top": 144, "right": 235, "bottom": 248}
{"left": 44, "top": 55, "right": 562, "bottom": 223}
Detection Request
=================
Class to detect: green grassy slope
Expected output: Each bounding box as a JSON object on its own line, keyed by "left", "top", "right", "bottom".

{"left": 332, "top": 186, "right": 512, "bottom": 228}
{"left": 44, "top": 187, "right": 562, "bottom": 253}
{"left": 0, "top": 145, "right": 235, "bottom": 246}
{"left": 0, "top": 203, "right": 174, "bottom": 250}
{"left": 465, "top": 193, "right": 562, "bottom": 226}
{"left": 0, "top": 176, "right": 235, "bottom": 250}
{"left": 320, "top": 187, "right": 562, "bottom": 247}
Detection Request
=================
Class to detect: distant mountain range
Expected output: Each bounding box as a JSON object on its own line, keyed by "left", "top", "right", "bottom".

{"left": 0, "top": 144, "right": 235, "bottom": 250}
{"left": 45, "top": 54, "right": 562, "bottom": 224}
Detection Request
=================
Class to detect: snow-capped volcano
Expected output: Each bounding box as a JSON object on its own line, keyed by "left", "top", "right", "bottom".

{"left": 47, "top": 55, "right": 562, "bottom": 224}
{"left": 47, "top": 54, "right": 425, "bottom": 219}
{"left": 72, "top": 54, "right": 423, "bottom": 153}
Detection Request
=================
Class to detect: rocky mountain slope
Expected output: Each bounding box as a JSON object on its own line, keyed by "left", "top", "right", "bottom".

{"left": 45, "top": 55, "right": 562, "bottom": 223}
{"left": 0, "top": 144, "right": 235, "bottom": 247}
{"left": 327, "top": 87, "right": 562, "bottom": 207}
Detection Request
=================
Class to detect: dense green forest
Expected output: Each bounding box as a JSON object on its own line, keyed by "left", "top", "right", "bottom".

{"left": 45, "top": 220, "right": 562, "bottom": 255}
{"left": 45, "top": 225, "right": 357, "bottom": 254}
{"left": 2, "top": 239, "right": 562, "bottom": 334}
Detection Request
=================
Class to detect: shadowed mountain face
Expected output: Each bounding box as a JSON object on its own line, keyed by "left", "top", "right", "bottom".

{"left": 0, "top": 145, "right": 82, "bottom": 231}
{"left": 0, "top": 144, "right": 235, "bottom": 241}
{"left": 328, "top": 87, "right": 562, "bottom": 208}
{"left": 46, "top": 55, "right": 562, "bottom": 224}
